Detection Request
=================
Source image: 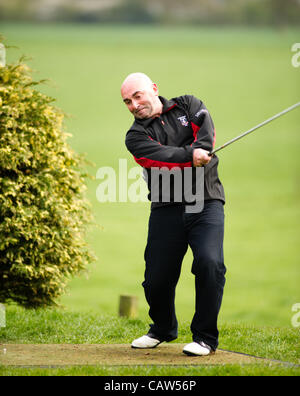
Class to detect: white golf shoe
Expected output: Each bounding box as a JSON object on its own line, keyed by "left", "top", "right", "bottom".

{"left": 131, "top": 335, "right": 162, "bottom": 349}
{"left": 183, "top": 341, "right": 213, "bottom": 356}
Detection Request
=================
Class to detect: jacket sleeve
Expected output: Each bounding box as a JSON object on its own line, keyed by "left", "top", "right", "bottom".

{"left": 125, "top": 129, "right": 193, "bottom": 170}
{"left": 183, "top": 95, "right": 216, "bottom": 152}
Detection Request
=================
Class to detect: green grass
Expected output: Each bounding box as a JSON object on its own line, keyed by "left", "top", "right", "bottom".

{"left": 1, "top": 365, "right": 299, "bottom": 376}
{"left": 0, "top": 23, "right": 299, "bottom": 375}
{"left": 0, "top": 307, "right": 299, "bottom": 376}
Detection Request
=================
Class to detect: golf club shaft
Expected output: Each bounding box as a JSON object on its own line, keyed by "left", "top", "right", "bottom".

{"left": 209, "top": 102, "right": 300, "bottom": 156}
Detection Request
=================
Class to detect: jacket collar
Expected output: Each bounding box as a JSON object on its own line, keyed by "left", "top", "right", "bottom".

{"left": 160, "top": 96, "right": 177, "bottom": 113}
{"left": 134, "top": 96, "right": 177, "bottom": 128}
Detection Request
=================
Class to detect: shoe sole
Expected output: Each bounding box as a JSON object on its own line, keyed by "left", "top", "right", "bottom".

{"left": 131, "top": 342, "right": 162, "bottom": 349}
{"left": 183, "top": 349, "right": 215, "bottom": 357}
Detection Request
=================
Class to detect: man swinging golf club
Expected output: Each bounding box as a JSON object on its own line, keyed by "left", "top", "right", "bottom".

{"left": 121, "top": 73, "right": 226, "bottom": 356}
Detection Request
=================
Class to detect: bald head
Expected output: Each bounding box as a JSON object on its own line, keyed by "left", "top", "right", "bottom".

{"left": 121, "top": 73, "right": 163, "bottom": 119}
{"left": 121, "top": 73, "right": 153, "bottom": 92}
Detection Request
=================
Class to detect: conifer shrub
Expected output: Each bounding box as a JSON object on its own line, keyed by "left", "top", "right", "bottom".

{"left": 0, "top": 46, "right": 95, "bottom": 308}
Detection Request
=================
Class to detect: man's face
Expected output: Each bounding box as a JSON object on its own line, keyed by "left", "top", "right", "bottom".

{"left": 121, "top": 81, "right": 159, "bottom": 119}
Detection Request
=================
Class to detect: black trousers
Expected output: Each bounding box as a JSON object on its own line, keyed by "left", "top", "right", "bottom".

{"left": 143, "top": 199, "right": 226, "bottom": 351}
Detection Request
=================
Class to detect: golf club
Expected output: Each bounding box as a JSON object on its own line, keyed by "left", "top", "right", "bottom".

{"left": 209, "top": 102, "right": 300, "bottom": 156}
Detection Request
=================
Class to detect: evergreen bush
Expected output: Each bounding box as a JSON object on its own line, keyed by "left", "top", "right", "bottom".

{"left": 0, "top": 45, "right": 95, "bottom": 308}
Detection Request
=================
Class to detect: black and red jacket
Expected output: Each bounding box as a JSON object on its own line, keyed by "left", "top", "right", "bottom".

{"left": 125, "top": 95, "right": 225, "bottom": 209}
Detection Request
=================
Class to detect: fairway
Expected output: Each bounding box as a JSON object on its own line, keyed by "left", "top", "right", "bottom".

{"left": 1, "top": 23, "right": 300, "bottom": 329}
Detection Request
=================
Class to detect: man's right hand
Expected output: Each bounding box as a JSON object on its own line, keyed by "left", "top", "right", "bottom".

{"left": 193, "top": 148, "right": 212, "bottom": 167}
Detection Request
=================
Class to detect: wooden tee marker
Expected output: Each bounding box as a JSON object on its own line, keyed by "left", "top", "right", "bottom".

{"left": 118, "top": 295, "right": 138, "bottom": 319}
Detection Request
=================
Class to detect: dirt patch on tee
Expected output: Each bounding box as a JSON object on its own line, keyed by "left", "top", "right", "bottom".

{"left": 0, "top": 343, "right": 279, "bottom": 367}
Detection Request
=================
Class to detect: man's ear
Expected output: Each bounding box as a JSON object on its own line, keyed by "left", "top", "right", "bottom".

{"left": 152, "top": 83, "right": 159, "bottom": 96}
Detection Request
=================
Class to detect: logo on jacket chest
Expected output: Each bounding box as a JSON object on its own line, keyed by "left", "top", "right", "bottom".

{"left": 177, "top": 115, "right": 189, "bottom": 127}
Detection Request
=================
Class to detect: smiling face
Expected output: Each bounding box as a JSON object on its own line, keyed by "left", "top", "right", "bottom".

{"left": 121, "top": 73, "right": 162, "bottom": 119}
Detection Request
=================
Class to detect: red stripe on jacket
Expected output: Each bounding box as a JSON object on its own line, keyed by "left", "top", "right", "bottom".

{"left": 191, "top": 122, "right": 216, "bottom": 148}
{"left": 191, "top": 122, "right": 200, "bottom": 141}
{"left": 134, "top": 156, "right": 192, "bottom": 170}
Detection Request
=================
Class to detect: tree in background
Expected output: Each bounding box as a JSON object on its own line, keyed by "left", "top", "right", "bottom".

{"left": 0, "top": 43, "right": 95, "bottom": 308}
{"left": 0, "top": 0, "right": 299, "bottom": 26}
{"left": 269, "top": 0, "right": 300, "bottom": 26}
